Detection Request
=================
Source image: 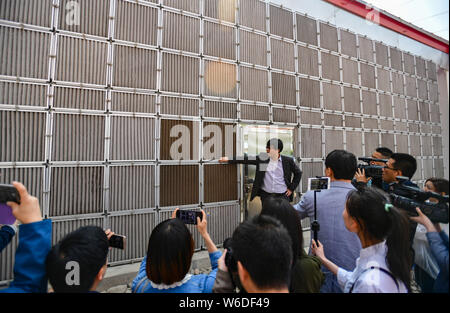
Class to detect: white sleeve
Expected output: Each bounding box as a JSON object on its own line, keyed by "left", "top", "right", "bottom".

{"left": 337, "top": 267, "right": 352, "bottom": 291}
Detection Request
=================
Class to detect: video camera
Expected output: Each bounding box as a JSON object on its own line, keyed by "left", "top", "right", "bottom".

{"left": 388, "top": 176, "right": 449, "bottom": 224}
{"left": 357, "top": 157, "right": 388, "bottom": 179}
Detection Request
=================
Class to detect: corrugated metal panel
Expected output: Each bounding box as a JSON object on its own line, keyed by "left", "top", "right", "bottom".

{"left": 379, "top": 94, "right": 392, "bottom": 117}
{"left": 433, "top": 137, "right": 443, "bottom": 156}
{"left": 362, "top": 90, "right": 377, "bottom": 115}
{"left": 407, "top": 99, "right": 419, "bottom": 121}
{"left": 422, "top": 136, "right": 432, "bottom": 156}
{"left": 299, "top": 78, "right": 320, "bottom": 108}
{"left": 0, "top": 26, "right": 50, "bottom": 79}
{"left": 346, "top": 131, "right": 362, "bottom": 157}
{"left": 415, "top": 57, "right": 426, "bottom": 78}
{"left": 432, "top": 125, "right": 442, "bottom": 135}
{"left": 323, "top": 83, "right": 341, "bottom": 111}
{"left": 342, "top": 58, "right": 358, "bottom": 85}
{"left": 1, "top": 111, "right": 46, "bottom": 162}
{"left": 110, "top": 116, "right": 155, "bottom": 160}
{"left": 271, "top": 38, "right": 295, "bottom": 72}
{"left": 396, "top": 121, "right": 408, "bottom": 132}
{"left": 409, "top": 122, "right": 419, "bottom": 133}
{"left": 52, "top": 113, "right": 105, "bottom": 161}
{"left": 381, "top": 133, "right": 394, "bottom": 151}
{"left": 111, "top": 92, "right": 156, "bottom": 113}
{"left": 428, "top": 82, "right": 438, "bottom": 102}
{"left": 343, "top": 87, "right": 360, "bottom": 113}
{"left": 204, "top": 204, "right": 240, "bottom": 246}
{"left": 162, "top": 11, "right": 199, "bottom": 53}
{"left": 364, "top": 117, "right": 378, "bottom": 129}
{"left": 109, "top": 165, "right": 155, "bottom": 211}
{"left": 346, "top": 116, "right": 361, "bottom": 128}
{"left": 160, "top": 165, "right": 199, "bottom": 206}
{"left": 419, "top": 101, "right": 430, "bottom": 122}
{"left": 239, "top": 0, "right": 265, "bottom": 32}
{"left": 409, "top": 135, "right": 421, "bottom": 156}
{"left": 163, "top": 0, "right": 200, "bottom": 14}
{"left": 204, "top": 165, "right": 237, "bottom": 203}
{"left": 0, "top": 235, "right": 18, "bottom": 281}
{"left": 300, "top": 162, "right": 323, "bottom": 191}
{"left": 320, "top": 23, "right": 338, "bottom": 52}
{"left": 426, "top": 60, "right": 437, "bottom": 81}
{"left": 403, "top": 53, "right": 415, "bottom": 75}
{"left": 417, "top": 79, "right": 428, "bottom": 100}
{"left": 240, "top": 67, "right": 267, "bottom": 102}
{"left": 52, "top": 218, "right": 104, "bottom": 249}
{"left": 377, "top": 68, "right": 390, "bottom": 93}
{"left": 204, "top": 61, "right": 237, "bottom": 98}
{"left": 160, "top": 96, "right": 199, "bottom": 117}
{"left": 324, "top": 113, "right": 342, "bottom": 127}
{"left": 321, "top": 52, "right": 340, "bottom": 81}
{"left": 364, "top": 132, "right": 379, "bottom": 155}
{"left": 115, "top": 0, "right": 158, "bottom": 46}
{"left": 160, "top": 119, "right": 198, "bottom": 160}
{"left": 421, "top": 124, "right": 431, "bottom": 134}
{"left": 0, "top": 0, "right": 52, "bottom": 27}
{"left": 434, "top": 159, "right": 444, "bottom": 177}
{"left": 340, "top": 30, "right": 357, "bottom": 58}
{"left": 57, "top": 36, "right": 107, "bottom": 85}
{"left": 108, "top": 212, "right": 156, "bottom": 263}
{"left": 412, "top": 157, "right": 422, "bottom": 181}
{"left": 375, "top": 42, "right": 389, "bottom": 67}
{"left": 49, "top": 166, "right": 103, "bottom": 216}
{"left": 162, "top": 53, "right": 199, "bottom": 94}
{"left": 405, "top": 76, "right": 417, "bottom": 98}
{"left": 380, "top": 119, "right": 394, "bottom": 130}
{"left": 392, "top": 72, "right": 404, "bottom": 95}
{"left": 239, "top": 30, "right": 267, "bottom": 66}
{"left": 360, "top": 63, "right": 375, "bottom": 89}
{"left": 0, "top": 81, "right": 47, "bottom": 107}
{"left": 204, "top": 22, "right": 235, "bottom": 60}
{"left": 113, "top": 45, "right": 157, "bottom": 89}
{"left": 204, "top": 100, "right": 237, "bottom": 119}
{"left": 0, "top": 167, "right": 44, "bottom": 207}
{"left": 393, "top": 96, "right": 407, "bottom": 119}
{"left": 298, "top": 46, "right": 319, "bottom": 77}
{"left": 273, "top": 107, "right": 296, "bottom": 123}
{"left": 296, "top": 14, "right": 317, "bottom": 46}
{"left": 389, "top": 47, "right": 402, "bottom": 71}
{"left": 358, "top": 36, "right": 374, "bottom": 62}
{"left": 300, "top": 111, "right": 321, "bottom": 125}
{"left": 204, "top": 0, "right": 236, "bottom": 23}
{"left": 325, "top": 129, "right": 343, "bottom": 155}
{"left": 301, "top": 128, "right": 322, "bottom": 158}
{"left": 58, "top": 0, "right": 109, "bottom": 37}
{"left": 272, "top": 72, "right": 296, "bottom": 106}
{"left": 396, "top": 134, "right": 408, "bottom": 153}
{"left": 423, "top": 159, "right": 433, "bottom": 180}
{"left": 54, "top": 86, "right": 105, "bottom": 110}
{"left": 240, "top": 103, "right": 269, "bottom": 121}
{"left": 269, "top": 5, "right": 293, "bottom": 39}
{"left": 430, "top": 104, "right": 440, "bottom": 123}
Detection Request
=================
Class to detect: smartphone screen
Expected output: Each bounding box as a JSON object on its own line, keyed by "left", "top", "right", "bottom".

{"left": 0, "top": 203, "right": 16, "bottom": 225}
{"left": 176, "top": 210, "right": 202, "bottom": 225}
{"left": 108, "top": 234, "right": 126, "bottom": 250}
{"left": 308, "top": 177, "right": 331, "bottom": 191}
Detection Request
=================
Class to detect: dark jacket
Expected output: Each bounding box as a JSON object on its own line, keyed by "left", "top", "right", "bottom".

{"left": 0, "top": 225, "right": 16, "bottom": 253}
{"left": 290, "top": 248, "right": 325, "bottom": 293}
{"left": 227, "top": 153, "right": 302, "bottom": 202}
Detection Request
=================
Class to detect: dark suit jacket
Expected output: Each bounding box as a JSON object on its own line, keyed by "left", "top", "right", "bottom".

{"left": 227, "top": 153, "right": 302, "bottom": 202}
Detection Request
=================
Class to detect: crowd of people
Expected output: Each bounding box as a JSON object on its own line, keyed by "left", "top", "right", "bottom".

{"left": 0, "top": 139, "right": 448, "bottom": 294}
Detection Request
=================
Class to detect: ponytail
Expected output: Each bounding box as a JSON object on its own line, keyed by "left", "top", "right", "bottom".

{"left": 346, "top": 186, "right": 412, "bottom": 291}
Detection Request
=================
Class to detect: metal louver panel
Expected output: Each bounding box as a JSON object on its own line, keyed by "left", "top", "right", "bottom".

{"left": 0, "top": 167, "right": 44, "bottom": 207}
{"left": 53, "top": 86, "right": 105, "bottom": 111}
{"left": 52, "top": 113, "right": 105, "bottom": 161}
{"left": 324, "top": 129, "right": 343, "bottom": 155}
{"left": 52, "top": 218, "right": 104, "bottom": 247}
{"left": 204, "top": 100, "right": 237, "bottom": 119}
{"left": 56, "top": 36, "right": 107, "bottom": 85}
{"left": 343, "top": 87, "right": 360, "bottom": 113}
{"left": 239, "top": 0, "right": 265, "bottom": 32}
{"left": 163, "top": 0, "right": 200, "bottom": 14}
{"left": 1, "top": 111, "right": 46, "bottom": 162}
{"left": 204, "top": 0, "right": 236, "bottom": 23}
{"left": 377, "top": 68, "right": 390, "bottom": 92}
{"left": 0, "top": 26, "right": 50, "bottom": 79}
{"left": 323, "top": 83, "right": 341, "bottom": 111}
{"left": 321, "top": 52, "right": 340, "bottom": 81}
{"left": 296, "top": 14, "right": 317, "bottom": 46}
{"left": 111, "top": 92, "right": 156, "bottom": 114}
{"left": 160, "top": 96, "right": 199, "bottom": 117}
{"left": 109, "top": 165, "right": 155, "bottom": 211}
{"left": 299, "top": 78, "right": 320, "bottom": 108}
{"left": 269, "top": 5, "right": 293, "bottom": 39}
{"left": 49, "top": 166, "right": 104, "bottom": 217}
{"left": 273, "top": 107, "right": 296, "bottom": 123}
{"left": 300, "top": 162, "right": 323, "bottom": 191}
{"left": 272, "top": 72, "right": 296, "bottom": 106}
{"left": 239, "top": 30, "right": 267, "bottom": 66}
{"left": 340, "top": 30, "right": 357, "bottom": 58}
{"left": 360, "top": 63, "right": 376, "bottom": 89}
{"left": 298, "top": 46, "right": 319, "bottom": 77}
{"left": 162, "top": 11, "right": 199, "bottom": 53}
{"left": 0, "top": 0, "right": 52, "bottom": 27}
{"left": 271, "top": 38, "right": 295, "bottom": 72}
{"left": 320, "top": 23, "right": 338, "bottom": 52}
{"left": 204, "top": 61, "right": 237, "bottom": 98}
{"left": 160, "top": 165, "right": 199, "bottom": 206}
{"left": 240, "top": 67, "right": 268, "bottom": 102}
{"left": 403, "top": 53, "right": 415, "bottom": 75}
{"left": 358, "top": 36, "right": 374, "bottom": 62}
{"left": 375, "top": 42, "right": 389, "bottom": 67}
{"left": 204, "top": 204, "right": 240, "bottom": 246}
{"left": 162, "top": 53, "right": 199, "bottom": 94}
{"left": 0, "top": 235, "right": 18, "bottom": 282}
{"left": 204, "top": 22, "right": 236, "bottom": 60}
{"left": 240, "top": 104, "right": 269, "bottom": 121}
{"left": 346, "top": 131, "right": 363, "bottom": 158}
{"left": 204, "top": 165, "right": 237, "bottom": 203}
{"left": 301, "top": 128, "right": 322, "bottom": 158}
{"left": 0, "top": 82, "right": 47, "bottom": 107}
{"left": 160, "top": 119, "right": 198, "bottom": 160}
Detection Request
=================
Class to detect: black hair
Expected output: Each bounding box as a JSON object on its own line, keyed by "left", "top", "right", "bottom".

{"left": 425, "top": 177, "right": 449, "bottom": 195}
{"left": 261, "top": 197, "right": 303, "bottom": 260}
{"left": 376, "top": 147, "right": 393, "bottom": 158}
{"left": 231, "top": 215, "right": 292, "bottom": 290}
{"left": 266, "top": 138, "right": 283, "bottom": 153}
{"left": 46, "top": 226, "right": 109, "bottom": 293}
{"left": 325, "top": 150, "right": 357, "bottom": 180}
{"left": 146, "top": 218, "right": 194, "bottom": 285}
{"left": 346, "top": 186, "right": 412, "bottom": 292}
{"left": 390, "top": 153, "right": 417, "bottom": 179}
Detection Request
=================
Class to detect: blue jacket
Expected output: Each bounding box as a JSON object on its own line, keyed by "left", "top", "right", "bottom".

{"left": 426, "top": 231, "right": 449, "bottom": 293}
{"left": 0, "top": 225, "right": 16, "bottom": 253}
{"left": 0, "top": 219, "right": 52, "bottom": 293}
{"left": 132, "top": 251, "right": 222, "bottom": 293}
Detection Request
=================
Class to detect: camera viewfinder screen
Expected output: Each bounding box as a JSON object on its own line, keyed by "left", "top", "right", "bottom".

{"left": 309, "top": 178, "right": 330, "bottom": 191}
{"left": 179, "top": 211, "right": 198, "bottom": 224}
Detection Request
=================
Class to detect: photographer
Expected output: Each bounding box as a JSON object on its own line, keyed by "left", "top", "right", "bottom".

{"left": 293, "top": 150, "right": 361, "bottom": 293}
{"left": 354, "top": 147, "right": 393, "bottom": 189}
{"left": 410, "top": 206, "right": 448, "bottom": 293}
{"left": 0, "top": 182, "right": 52, "bottom": 293}
{"left": 46, "top": 227, "right": 116, "bottom": 293}
{"left": 131, "top": 208, "right": 221, "bottom": 293}
{"left": 311, "top": 186, "right": 412, "bottom": 293}
{"left": 214, "top": 215, "right": 292, "bottom": 293}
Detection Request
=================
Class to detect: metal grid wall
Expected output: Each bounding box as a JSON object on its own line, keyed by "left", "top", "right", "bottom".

{"left": 0, "top": 0, "right": 444, "bottom": 281}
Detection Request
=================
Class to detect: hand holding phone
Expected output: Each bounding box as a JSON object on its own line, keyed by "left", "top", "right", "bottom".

{"left": 108, "top": 234, "right": 126, "bottom": 250}
{"left": 176, "top": 209, "right": 203, "bottom": 225}
{"left": 1, "top": 182, "right": 41, "bottom": 225}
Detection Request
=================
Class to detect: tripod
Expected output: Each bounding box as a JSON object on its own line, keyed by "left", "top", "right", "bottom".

{"left": 311, "top": 190, "right": 321, "bottom": 243}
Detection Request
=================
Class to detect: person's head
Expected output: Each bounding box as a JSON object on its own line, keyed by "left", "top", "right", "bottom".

{"left": 231, "top": 215, "right": 292, "bottom": 293}
{"left": 146, "top": 218, "right": 194, "bottom": 285}
{"left": 371, "top": 147, "right": 393, "bottom": 166}
{"left": 382, "top": 153, "right": 417, "bottom": 183}
{"left": 266, "top": 138, "right": 283, "bottom": 159}
{"left": 343, "top": 186, "right": 412, "bottom": 291}
{"left": 424, "top": 178, "right": 449, "bottom": 203}
{"left": 46, "top": 226, "right": 109, "bottom": 293}
{"left": 261, "top": 197, "right": 303, "bottom": 262}
{"left": 325, "top": 150, "right": 357, "bottom": 181}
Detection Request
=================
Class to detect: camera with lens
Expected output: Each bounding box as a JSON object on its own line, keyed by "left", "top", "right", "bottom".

{"left": 357, "top": 157, "right": 388, "bottom": 189}
{"left": 388, "top": 176, "right": 449, "bottom": 224}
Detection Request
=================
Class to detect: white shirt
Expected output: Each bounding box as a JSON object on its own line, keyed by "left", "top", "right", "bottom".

{"left": 261, "top": 156, "right": 287, "bottom": 194}
{"left": 337, "top": 241, "right": 408, "bottom": 293}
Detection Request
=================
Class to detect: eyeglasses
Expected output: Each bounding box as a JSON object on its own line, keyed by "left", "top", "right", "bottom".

{"left": 383, "top": 165, "right": 398, "bottom": 171}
